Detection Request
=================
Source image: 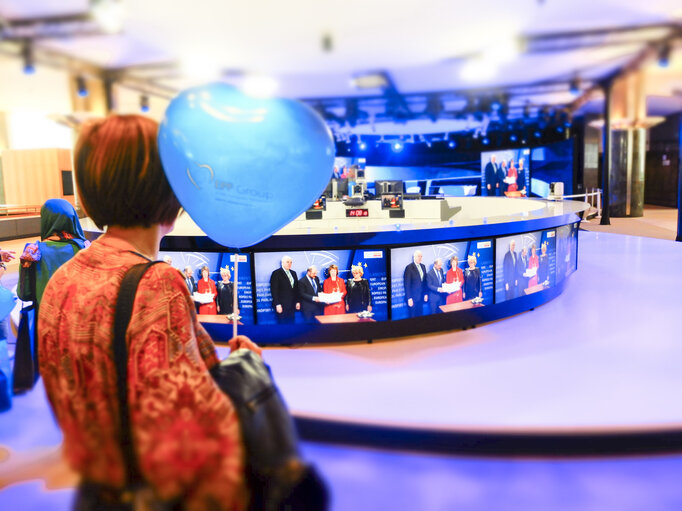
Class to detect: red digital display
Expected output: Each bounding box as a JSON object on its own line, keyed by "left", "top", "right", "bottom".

{"left": 346, "top": 208, "right": 369, "bottom": 217}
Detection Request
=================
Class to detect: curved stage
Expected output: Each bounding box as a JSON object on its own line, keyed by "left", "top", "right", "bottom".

{"left": 85, "top": 196, "right": 588, "bottom": 345}
{"left": 211, "top": 231, "right": 682, "bottom": 456}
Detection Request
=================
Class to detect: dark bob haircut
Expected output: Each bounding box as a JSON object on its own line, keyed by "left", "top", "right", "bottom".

{"left": 74, "top": 115, "right": 181, "bottom": 229}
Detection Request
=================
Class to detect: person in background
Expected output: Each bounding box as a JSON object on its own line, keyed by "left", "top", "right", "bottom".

{"left": 497, "top": 160, "right": 508, "bottom": 196}
{"left": 183, "top": 265, "right": 196, "bottom": 293}
{"left": 528, "top": 244, "right": 540, "bottom": 288}
{"left": 0, "top": 250, "right": 15, "bottom": 263}
{"left": 323, "top": 264, "right": 347, "bottom": 315}
{"left": 502, "top": 240, "right": 519, "bottom": 300}
{"left": 463, "top": 255, "right": 482, "bottom": 301}
{"left": 404, "top": 250, "right": 428, "bottom": 318}
{"left": 538, "top": 242, "right": 550, "bottom": 285}
{"left": 163, "top": 255, "right": 173, "bottom": 265}
{"left": 483, "top": 155, "right": 498, "bottom": 196}
{"left": 14, "top": 198, "right": 89, "bottom": 393}
{"left": 345, "top": 265, "right": 372, "bottom": 314}
{"left": 506, "top": 158, "right": 518, "bottom": 193}
{"left": 298, "top": 265, "right": 323, "bottom": 323}
{"left": 270, "top": 255, "right": 300, "bottom": 324}
{"left": 426, "top": 258, "right": 448, "bottom": 314}
{"left": 38, "top": 114, "right": 259, "bottom": 509}
{"left": 517, "top": 246, "right": 530, "bottom": 295}
{"left": 517, "top": 157, "right": 527, "bottom": 195}
{"left": 217, "top": 267, "right": 239, "bottom": 316}
{"left": 445, "top": 255, "right": 464, "bottom": 304}
{"left": 197, "top": 265, "right": 218, "bottom": 315}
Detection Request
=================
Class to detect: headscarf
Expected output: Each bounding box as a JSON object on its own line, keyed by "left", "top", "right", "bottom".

{"left": 40, "top": 199, "right": 88, "bottom": 250}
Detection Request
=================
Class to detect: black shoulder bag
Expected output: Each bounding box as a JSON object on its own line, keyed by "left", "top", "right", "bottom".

{"left": 94, "top": 262, "right": 327, "bottom": 511}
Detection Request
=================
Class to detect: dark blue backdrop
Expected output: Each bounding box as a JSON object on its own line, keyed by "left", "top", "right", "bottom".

{"left": 390, "top": 240, "right": 494, "bottom": 320}
{"left": 495, "top": 230, "right": 557, "bottom": 304}
{"left": 159, "top": 250, "right": 254, "bottom": 324}
{"left": 254, "top": 249, "right": 388, "bottom": 324}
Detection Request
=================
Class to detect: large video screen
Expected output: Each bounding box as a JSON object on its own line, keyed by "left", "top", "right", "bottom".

{"left": 495, "top": 230, "right": 556, "bottom": 304}
{"left": 160, "top": 251, "right": 254, "bottom": 324}
{"left": 480, "top": 148, "right": 531, "bottom": 197}
{"left": 254, "top": 249, "right": 388, "bottom": 325}
{"left": 390, "top": 240, "right": 494, "bottom": 320}
{"left": 556, "top": 223, "right": 579, "bottom": 284}
{"left": 530, "top": 139, "right": 574, "bottom": 198}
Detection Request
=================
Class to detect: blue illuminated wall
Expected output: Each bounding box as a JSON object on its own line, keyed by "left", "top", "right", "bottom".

{"left": 390, "top": 241, "right": 494, "bottom": 320}
{"left": 530, "top": 139, "right": 574, "bottom": 197}
{"left": 254, "top": 249, "right": 388, "bottom": 324}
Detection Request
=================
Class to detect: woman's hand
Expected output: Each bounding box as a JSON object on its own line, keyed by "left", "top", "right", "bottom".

{"left": 228, "top": 335, "right": 263, "bottom": 357}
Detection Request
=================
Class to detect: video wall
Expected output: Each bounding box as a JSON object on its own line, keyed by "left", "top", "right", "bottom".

{"left": 254, "top": 249, "right": 388, "bottom": 324}
{"left": 160, "top": 250, "right": 255, "bottom": 324}
{"left": 556, "top": 222, "right": 579, "bottom": 284}
{"left": 494, "top": 229, "right": 556, "bottom": 304}
{"left": 390, "top": 241, "right": 494, "bottom": 320}
{"left": 480, "top": 148, "right": 531, "bottom": 196}
{"left": 161, "top": 226, "right": 576, "bottom": 326}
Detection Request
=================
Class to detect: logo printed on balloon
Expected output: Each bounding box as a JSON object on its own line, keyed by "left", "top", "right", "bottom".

{"left": 159, "top": 83, "right": 335, "bottom": 248}
{"left": 187, "top": 162, "right": 214, "bottom": 189}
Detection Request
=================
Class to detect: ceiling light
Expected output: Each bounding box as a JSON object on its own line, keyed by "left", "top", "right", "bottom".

{"left": 350, "top": 72, "right": 389, "bottom": 89}
{"left": 22, "top": 41, "right": 35, "bottom": 74}
{"left": 241, "top": 75, "right": 278, "bottom": 98}
{"left": 658, "top": 42, "right": 671, "bottom": 68}
{"left": 140, "top": 95, "right": 150, "bottom": 113}
{"left": 569, "top": 76, "right": 581, "bottom": 95}
{"left": 460, "top": 58, "right": 497, "bottom": 82}
{"left": 76, "top": 76, "right": 88, "bottom": 97}
{"left": 90, "top": 0, "right": 125, "bottom": 34}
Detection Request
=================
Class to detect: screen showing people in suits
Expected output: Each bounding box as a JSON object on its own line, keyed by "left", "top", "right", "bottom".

{"left": 556, "top": 222, "right": 579, "bottom": 284}
{"left": 495, "top": 229, "right": 556, "bottom": 304}
{"left": 159, "top": 250, "right": 254, "bottom": 324}
{"left": 390, "top": 240, "right": 494, "bottom": 320}
{"left": 530, "top": 139, "right": 574, "bottom": 198}
{"left": 480, "top": 148, "right": 531, "bottom": 197}
{"left": 254, "top": 249, "right": 388, "bottom": 324}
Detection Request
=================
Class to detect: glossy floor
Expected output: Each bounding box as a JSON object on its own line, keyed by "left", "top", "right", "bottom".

{"left": 254, "top": 230, "right": 682, "bottom": 430}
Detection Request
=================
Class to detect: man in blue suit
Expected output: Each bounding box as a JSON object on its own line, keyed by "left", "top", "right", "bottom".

{"left": 426, "top": 258, "right": 448, "bottom": 314}
{"left": 298, "top": 265, "right": 323, "bottom": 323}
{"left": 502, "top": 240, "right": 519, "bottom": 300}
{"left": 483, "top": 155, "right": 498, "bottom": 196}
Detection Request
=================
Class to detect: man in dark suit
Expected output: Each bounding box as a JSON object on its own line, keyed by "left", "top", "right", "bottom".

{"left": 517, "top": 158, "right": 527, "bottom": 195}
{"left": 497, "top": 160, "right": 508, "bottom": 196}
{"left": 426, "top": 258, "right": 448, "bottom": 314}
{"left": 517, "top": 247, "right": 529, "bottom": 296}
{"left": 502, "top": 240, "right": 518, "bottom": 300}
{"left": 270, "top": 255, "right": 300, "bottom": 324}
{"left": 404, "top": 250, "right": 428, "bottom": 318}
{"left": 298, "top": 265, "right": 323, "bottom": 323}
{"left": 483, "top": 155, "right": 498, "bottom": 196}
{"left": 183, "top": 265, "right": 197, "bottom": 293}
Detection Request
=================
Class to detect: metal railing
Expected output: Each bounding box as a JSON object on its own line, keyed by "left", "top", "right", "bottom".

{"left": 558, "top": 188, "right": 602, "bottom": 219}
{"left": 0, "top": 204, "right": 42, "bottom": 217}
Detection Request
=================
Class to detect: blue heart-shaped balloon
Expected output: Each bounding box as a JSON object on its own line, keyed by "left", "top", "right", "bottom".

{"left": 159, "top": 83, "right": 335, "bottom": 248}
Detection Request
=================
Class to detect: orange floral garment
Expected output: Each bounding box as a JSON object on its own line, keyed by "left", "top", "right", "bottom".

{"left": 38, "top": 235, "right": 247, "bottom": 510}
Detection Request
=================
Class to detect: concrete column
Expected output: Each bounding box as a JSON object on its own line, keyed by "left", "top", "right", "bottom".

{"left": 609, "top": 128, "right": 646, "bottom": 217}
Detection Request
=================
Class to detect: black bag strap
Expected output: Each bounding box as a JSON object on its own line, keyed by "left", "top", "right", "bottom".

{"left": 113, "top": 261, "right": 163, "bottom": 487}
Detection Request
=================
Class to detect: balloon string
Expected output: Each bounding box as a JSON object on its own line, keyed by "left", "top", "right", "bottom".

{"left": 232, "top": 254, "right": 238, "bottom": 339}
